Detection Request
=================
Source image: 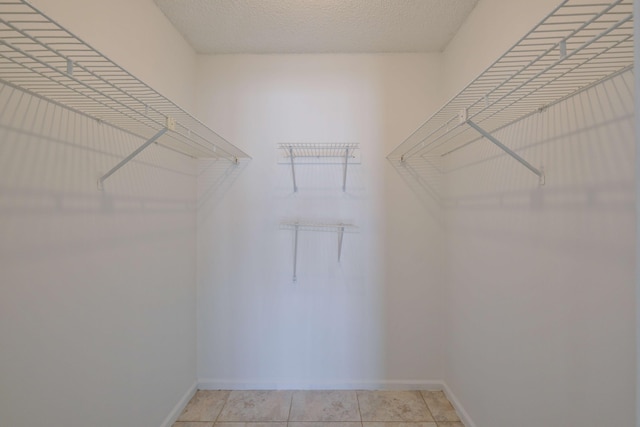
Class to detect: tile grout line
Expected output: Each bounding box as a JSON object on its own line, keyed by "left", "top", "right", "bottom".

{"left": 355, "top": 390, "right": 364, "bottom": 427}
{"left": 419, "top": 390, "right": 436, "bottom": 424}
{"left": 212, "top": 389, "right": 232, "bottom": 426}
{"left": 287, "top": 390, "right": 294, "bottom": 425}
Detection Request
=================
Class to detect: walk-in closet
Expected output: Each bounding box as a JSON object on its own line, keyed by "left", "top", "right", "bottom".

{"left": 0, "top": 1, "right": 636, "bottom": 426}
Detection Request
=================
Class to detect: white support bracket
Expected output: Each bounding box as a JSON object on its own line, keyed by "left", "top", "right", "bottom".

{"left": 283, "top": 222, "right": 355, "bottom": 283}
{"left": 289, "top": 146, "right": 298, "bottom": 192}
{"left": 337, "top": 225, "right": 345, "bottom": 262}
{"left": 97, "top": 127, "right": 168, "bottom": 191}
{"left": 460, "top": 110, "right": 545, "bottom": 185}
{"left": 293, "top": 223, "right": 299, "bottom": 282}
{"left": 342, "top": 147, "right": 350, "bottom": 192}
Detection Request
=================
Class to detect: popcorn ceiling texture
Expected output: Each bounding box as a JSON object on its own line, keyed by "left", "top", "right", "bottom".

{"left": 154, "top": 0, "right": 478, "bottom": 54}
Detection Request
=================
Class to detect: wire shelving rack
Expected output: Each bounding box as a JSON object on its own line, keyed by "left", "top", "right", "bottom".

{"left": 277, "top": 143, "right": 360, "bottom": 192}
{"left": 387, "top": 0, "right": 634, "bottom": 185}
{"left": 0, "top": 0, "right": 250, "bottom": 189}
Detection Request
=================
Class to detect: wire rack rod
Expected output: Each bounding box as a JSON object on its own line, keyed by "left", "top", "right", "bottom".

{"left": 387, "top": 0, "right": 633, "bottom": 162}
{"left": 0, "top": 0, "right": 250, "bottom": 161}
{"left": 278, "top": 143, "right": 359, "bottom": 159}
{"left": 280, "top": 221, "right": 358, "bottom": 233}
{"left": 278, "top": 143, "right": 361, "bottom": 192}
{"left": 281, "top": 221, "right": 358, "bottom": 282}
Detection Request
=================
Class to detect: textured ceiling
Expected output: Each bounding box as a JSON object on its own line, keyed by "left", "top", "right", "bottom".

{"left": 154, "top": 0, "right": 479, "bottom": 54}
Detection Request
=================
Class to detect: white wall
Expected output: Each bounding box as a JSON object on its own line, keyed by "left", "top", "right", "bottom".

{"left": 442, "top": 1, "right": 636, "bottom": 426}
{"left": 635, "top": 1, "right": 640, "bottom": 425}
{"left": 195, "top": 54, "right": 446, "bottom": 388}
{"left": 0, "top": 1, "right": 199, "bottom": 426}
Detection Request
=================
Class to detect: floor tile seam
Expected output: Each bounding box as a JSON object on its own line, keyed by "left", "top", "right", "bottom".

{"left": 287, "top": 391, "right": 294, "bottom": 422}
{"left": 418, "top": 390, "right": 436, "bottom": 422}
{"left": 355, "top": 390, "right": 363, "bottom": 427}
{"left": 213, "top": 390, "right": 232, "bottom": 425}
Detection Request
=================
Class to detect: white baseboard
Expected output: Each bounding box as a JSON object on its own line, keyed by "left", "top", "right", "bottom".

{"left": 160, "top": 380, "right": 197, "bottom": 427}
{"left": 198, "top": 378, "right": 443, "bottom": 391}
{"left": 441, "top": 381, "right": 477, "bottom": 427}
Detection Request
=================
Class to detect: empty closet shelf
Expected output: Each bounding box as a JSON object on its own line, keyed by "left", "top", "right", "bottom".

{"left": 278, "top": 143, "right": 360, "bottom": 192}
{"left": 387, "top": 0, "right": 633, "bottom": 181}
{"left": 0, "top": 0, "right": 250, "bottom": 163}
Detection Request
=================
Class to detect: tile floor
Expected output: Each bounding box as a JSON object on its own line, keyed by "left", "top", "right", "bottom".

{"left": 173, "top": 390, "right": 464, "bottom": 427}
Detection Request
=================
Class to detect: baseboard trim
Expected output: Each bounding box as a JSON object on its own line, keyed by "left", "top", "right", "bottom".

{"left": 198, "top": 378, "right": 443, "bottom": 391}
{"left": 160, "top": 380, "right": 197, "bottom": 427}
{"left": 441, "top": 381, "right": 477, "bottom": 427}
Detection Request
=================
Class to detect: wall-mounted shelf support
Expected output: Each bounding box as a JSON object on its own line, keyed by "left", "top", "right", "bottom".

{"left": 342, "top": 148, "right": 350, "bottom": 192}
{"left": 289, "top": 147, "right": 298, "bottom": 192}
{"left": 337, "top": 225, "right": 345, "bottom": 261}
{"left": 462, "top": 112, "right": 545, "bottom": 185}
{"left": 278, "top": 143, "right": 360, "bottom": 192}
{"left": 292, "top": 223, "right": 299, "bottom": 282}
{"left": 97, "top": 127, "right": 168, "bottom": 191}
{"left": 281, "top": 221, "right": 357, "bottom": 283}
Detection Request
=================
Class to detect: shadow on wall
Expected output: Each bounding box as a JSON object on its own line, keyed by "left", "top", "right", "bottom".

{"left": 197, "top": 157, "right": 249, "bottom": 224}
{"left": 386, "top": 155, "right": 444, "bottom": 225}
{"left": 389, "top": 71, "right": 634, "bottom": 219}
{"left": 443, "top": 71, "right": 634, "bottom": 213}
{"left": 0, "top": 82, "right": 201, "bottom": 262}
{"left": 0, "top": 82, "right": 201, "bottom": 426}
{"left": 442, "top": 71, "right": 635, "bottom": 427}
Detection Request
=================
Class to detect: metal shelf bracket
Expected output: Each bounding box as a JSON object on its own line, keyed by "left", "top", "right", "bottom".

{"left": 293, "top": 223, "right": 299, "bottom": 282}
{"left": 461, "top": 110, "right": 545, "bottom": 186}
{"left": 337, "top": 225, "right": 345, "bottom": 261}
{"left": 289, "top": 146, "right": 298, "bottom": 192}
{"left": 282, "top": 221, "right": 356, "bottom": 283}
{"left": 97, "top": 127, "right": 168, "bottom": 191}
{"left": 342, "top": 147, "right": 350, "bottom": 192}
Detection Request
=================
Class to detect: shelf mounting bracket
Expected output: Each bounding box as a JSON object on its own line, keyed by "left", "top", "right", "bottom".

{"left": 461, "top": 111, "right": 545, "bottom": 185}
{"left": 342, "top": 148, "right": 350, "bottom": 192}
{"left": 292, "top": 223, "right": 299, "bottom": 282}
{"left": 337, "top": 225, "right": 345, "bottom": 262}
{"left": 289, "top": 146, "right": 298, "bottom": 192}
{"left": 97, "top": 127, "right": 169, "bottom": 191}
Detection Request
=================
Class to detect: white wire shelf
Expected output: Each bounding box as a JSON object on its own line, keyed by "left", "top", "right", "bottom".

{"left": 280, "top": 221, "right": 358, "bottom": 233}
{"left": 278, "top": 143, "right": 360, "bottom": 192}
{"left": 0, "top": 0, "right": 250, "bottom": 187}
{"left": 388, "top": 0, "right": 633, "bottom": 184}
{"left": 278, "top": 143, "right": 360, "bottom": 163}
{"left": 280, "top": 221, "right": 357, "bottom": 283}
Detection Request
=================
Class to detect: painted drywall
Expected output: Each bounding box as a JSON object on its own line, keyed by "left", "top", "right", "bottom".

{"left": 635, "top": 1, "right": 639, "bottom": 425}
{"left": 0, "top": 1, "right": 199, "bottom": 426}
{"left": 195, "top": 54, "right": 445, "bottom": 388}
{"left": 442, "top": 1, "right": 636, "bottom": 426}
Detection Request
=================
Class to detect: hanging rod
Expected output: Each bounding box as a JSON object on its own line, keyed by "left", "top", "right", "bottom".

{"left": 280, "top": 221, "right": 357, "bottom": 283}
{"left": 0, "top": 0, "right": 250, "bottom": 189}
{"left": 278, "top": 143, "right": 360, "bottom": 192}
{"left": 387, "top": 0, "right": 633, "bottom": 183}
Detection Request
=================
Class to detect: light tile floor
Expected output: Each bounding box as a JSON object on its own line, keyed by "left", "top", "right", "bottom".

{"left": 174, "top": 390, "right": 464, "bottom": 427}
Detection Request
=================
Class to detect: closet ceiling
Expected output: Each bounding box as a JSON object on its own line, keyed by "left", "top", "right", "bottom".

{"left": 154, "top": 0, "right": 479, "bottom": 54}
